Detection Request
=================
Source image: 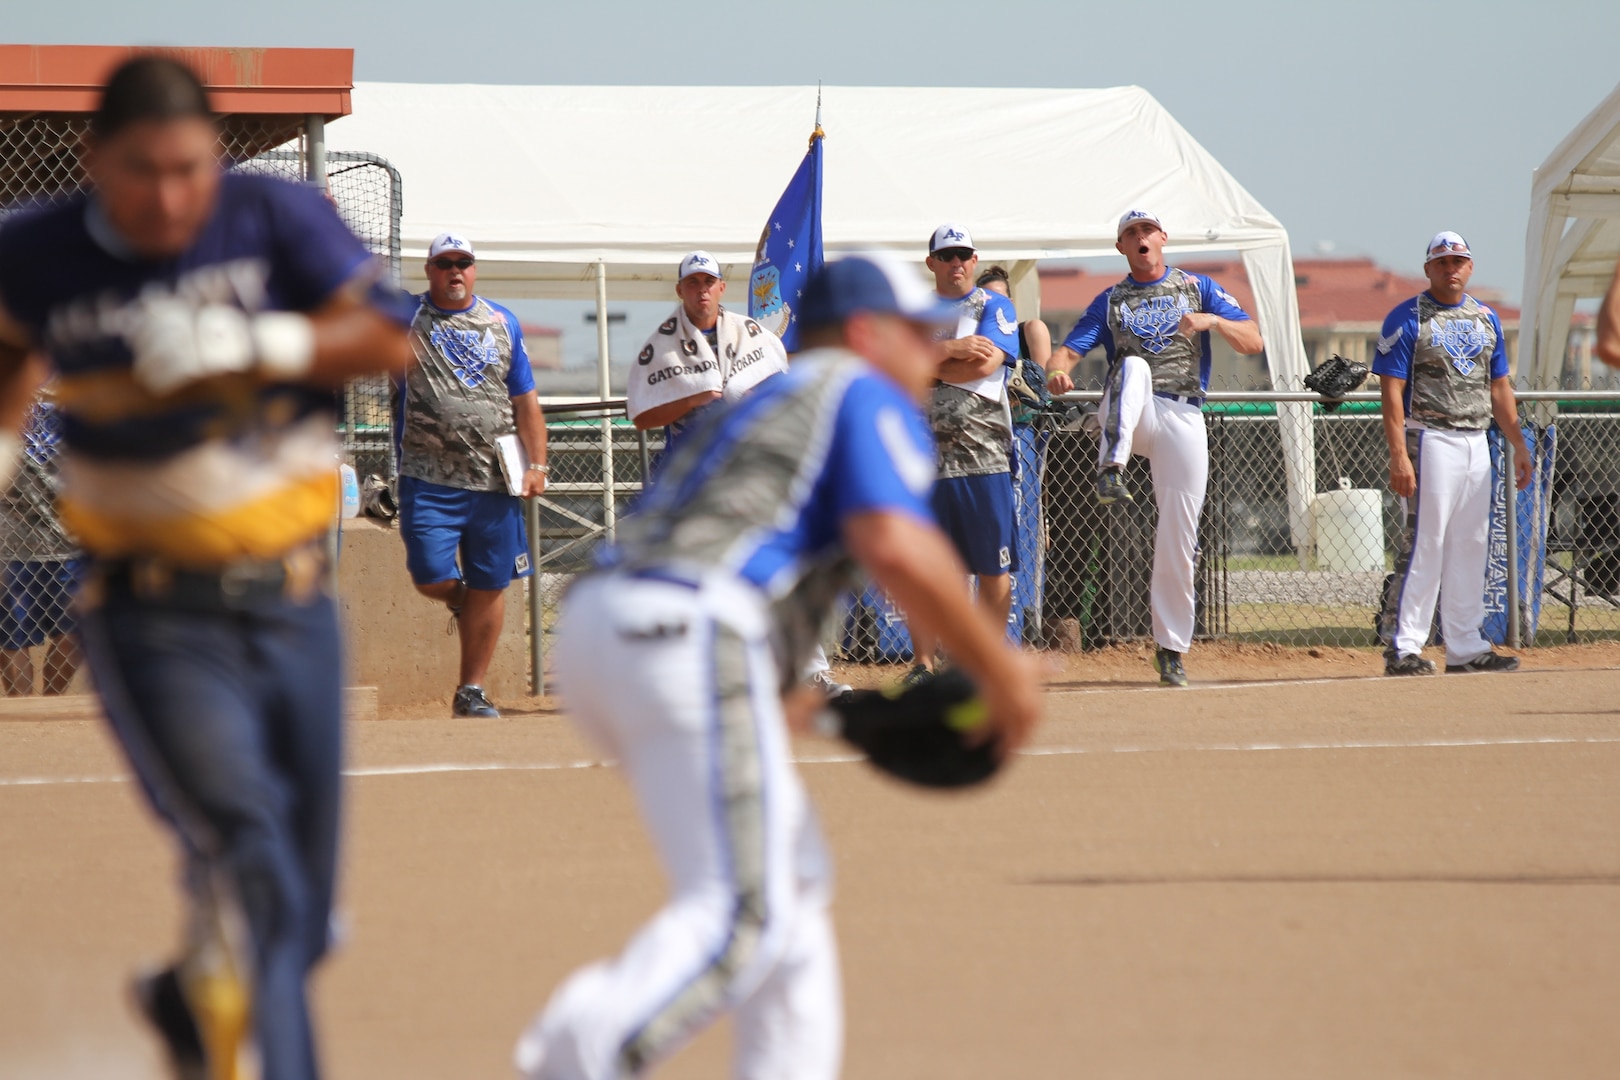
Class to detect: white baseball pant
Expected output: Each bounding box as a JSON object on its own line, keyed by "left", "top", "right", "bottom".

{"left": 516, "top": 570, "right": 841, "bottom": 1080}
{"left": 1389, "top": 427, "right": 1493, "bottom": 665}
{"left": 1097, "top": 354, "right": 1208, "bottom": 654}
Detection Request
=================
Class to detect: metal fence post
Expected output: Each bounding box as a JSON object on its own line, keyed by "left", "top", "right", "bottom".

{"left": 595, "top": 262, "right": 617, "bottom": 544}
{"left": 527, "top": 494, "right": 545, "bottom": 695}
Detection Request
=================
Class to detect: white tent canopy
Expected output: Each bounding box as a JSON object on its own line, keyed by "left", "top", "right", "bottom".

{"left": 329, "top": 82, "right": 1315, "bottom": 545}
{"left": 1522, "top": 79, "right": 1620, "bottom": 390}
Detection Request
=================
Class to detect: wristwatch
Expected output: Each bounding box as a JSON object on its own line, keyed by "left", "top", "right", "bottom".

{"left": 528, "top": 463, "right": 550, "bottom": 475}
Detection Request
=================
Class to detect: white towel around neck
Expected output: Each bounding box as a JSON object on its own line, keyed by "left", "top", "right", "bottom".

{"left": 627, "top": 305, "right": 789, "bottom": 423}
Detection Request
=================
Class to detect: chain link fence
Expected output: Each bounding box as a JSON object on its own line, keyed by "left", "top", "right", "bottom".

{"left": 0, "top": 115, "right": 402, "bottom": 694}
{"left": 521, "top": 385, "right": 1620, "bottom": 678}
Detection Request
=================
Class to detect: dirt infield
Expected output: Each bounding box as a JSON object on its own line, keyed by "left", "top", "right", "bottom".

{"left": 4, "top": 655, "right": 1620, "bottom": 1078}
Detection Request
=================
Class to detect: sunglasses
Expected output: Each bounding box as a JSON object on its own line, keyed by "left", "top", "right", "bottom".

{"left": 1427, "top": 243, "right": 1469, "bottom": 258}
{"left": 932, "top": 248, "right": 974, "bottom": 264}
{"left": 430, "top": 257, "right": 474, "bottom": 271}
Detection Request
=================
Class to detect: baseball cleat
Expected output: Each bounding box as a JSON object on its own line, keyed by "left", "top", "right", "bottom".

{"left": 178, "top": 942, "right": 258, "bottom": 1080}
{"left": 900, "top": 663, "right": 934, "bottom": 689}
{"left": 132, "top": 967, "right": 208, "bottom": 1080}
{"left": 1155, "top": 647, "right": 1188, "bottom": 687}
{"left": 1445, "top": 651, "right": 1520, "bottom": 674}
{"left": 807, "top": 668, "right": 854, "bottom": 701}
{"left": 453, "top": 685, "right": 501, "bottom": 718}
{"left": 1096, "top": 468, "right": 1133, "bottom": 505}
{"left": 1384, "top": 653, "right": 1436, "bottom": 676}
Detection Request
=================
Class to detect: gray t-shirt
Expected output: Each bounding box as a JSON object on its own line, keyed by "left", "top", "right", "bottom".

{"left": 399, "top": 295, "right": 535, "bottom": 491}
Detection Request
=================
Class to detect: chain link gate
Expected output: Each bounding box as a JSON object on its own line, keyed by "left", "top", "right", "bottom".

{"left": 0, "top": 115, "right": 402, "bottom": 695}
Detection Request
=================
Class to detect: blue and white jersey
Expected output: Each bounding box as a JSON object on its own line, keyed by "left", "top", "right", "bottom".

{"left": 931, "top": 286, "right": 1020, "bottom": 479}
{"left": 400, "top": 295, "right": 536, "bottom": 492}
{"left": 1062, "top": 268, "right": 1251, "bottom": 396}
{"left": 1371, "top": 292, "right": 1507, "bottom": 432}
{"left": 601, "top": 348, "right": 936, "bottom": 684}
{"left": 0, "top": 171, "right": 410, "bottom": 566}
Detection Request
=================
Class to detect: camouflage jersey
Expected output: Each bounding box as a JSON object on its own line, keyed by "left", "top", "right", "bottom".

{"left": 0, "top": 401, "right": 77, "bottom": 561}
{"left": 1061, "top": 267, "right": 1252, "bottom": 396}
{"left": 399, "top": 295, "right": 537, "bottom": 492}
{"left": 1371, "top": 292, "right": 1508, "bottom": 432}
{"left": 599, "top": 349, "right": 937, "bottom": 690}
{"left": 930, "top": 286, "right": 1020, "bottom": 479}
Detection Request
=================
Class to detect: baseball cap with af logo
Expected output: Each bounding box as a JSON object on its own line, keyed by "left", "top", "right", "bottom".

{"left": 428, "top": 232, "right": 475, "bottom": 259}
{"left": 1424, "top": 231, "right": 1472, "bottom": 263}
{"left": 1116, "top": 209, "right": 1164, "bottom": 239}
{"left": 678, "top": 250, "right": 724, "bottom": 281}
{"left": 928, "top": 224, "right": 975, "bottom": 254}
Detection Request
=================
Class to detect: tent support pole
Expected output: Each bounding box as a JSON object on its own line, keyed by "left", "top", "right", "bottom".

{"left": 304, "top": 115, "right": 326, "bottom": 184}
{"left": 596, "top": 261, "right": 617, "bottom": 544}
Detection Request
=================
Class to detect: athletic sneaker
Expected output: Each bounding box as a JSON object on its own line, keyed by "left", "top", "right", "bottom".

{"left": 1445, "top": 651, "right": 1520, "bottom": 674}
{"left": 453, "top": 685, "right": 501, "bottom": 718}
{"left": 1384, "top": 652, "right": 1437, "bottom": 676}
{"left": 807, "top": 668, "right": 853, "bottom": 701}
{"left": 900, "top": 663, "right": 934, "bottom": 689}
{"left": 132, "top": 968, "right": 207, "bottom": 1080}
{"left": 1155, "top": 647, "right": 1188, "bottom": 688}
{"left": 1096, "top": 468, "right": 1133, "bottom": 505}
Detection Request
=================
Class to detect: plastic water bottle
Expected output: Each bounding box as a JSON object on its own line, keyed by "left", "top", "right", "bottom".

{"left": 338, "top": 463, "right": 360, "bottom": 520}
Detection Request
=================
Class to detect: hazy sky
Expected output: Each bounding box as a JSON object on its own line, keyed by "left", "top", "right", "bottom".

{"left": 8, "top": 0, "right": 1619, "bottom": 332}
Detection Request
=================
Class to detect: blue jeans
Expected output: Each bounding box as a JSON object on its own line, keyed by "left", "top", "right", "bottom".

{"left": 79, "top": 575, "right": 344, "bottom": 1080}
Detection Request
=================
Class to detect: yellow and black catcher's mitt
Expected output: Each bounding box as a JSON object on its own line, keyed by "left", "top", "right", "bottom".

{"left": 1303, "top": 354, "right": 1370, "bottom": 411}
{"left": 819, "top": 669, "right": 1000, "bottom": 789}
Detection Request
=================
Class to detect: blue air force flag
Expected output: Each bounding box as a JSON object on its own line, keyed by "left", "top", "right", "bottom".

{"left": 749, "top": 128, "right": 824, "bottom": 352}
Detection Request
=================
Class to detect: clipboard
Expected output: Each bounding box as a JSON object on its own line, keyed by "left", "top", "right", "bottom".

{"left": 494, "top": 433, "right": 529, "bottom": 497}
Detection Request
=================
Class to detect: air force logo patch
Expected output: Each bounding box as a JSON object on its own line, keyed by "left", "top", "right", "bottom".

{"left": 1376, "top": 325, "right": 1405, "bottom": 356}
{"left": 1431, "top": 317, "right": 1490, "bottom": 375}
{"left": 994, "top": 306, "right": 1018, "bottom": 337}
{"left": 1118, "top": 295, "right": 1192, "bottom": 354}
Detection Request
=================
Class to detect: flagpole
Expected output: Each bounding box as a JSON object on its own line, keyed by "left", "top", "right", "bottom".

{"left": 812, "top": 82, "right": 823, "bottom": 144}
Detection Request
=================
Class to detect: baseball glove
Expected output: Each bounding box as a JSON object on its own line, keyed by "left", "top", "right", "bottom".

{"left": 1303, "top": 354, "right": 1370, "bottom": 411}
{"left": 1007, "top": 358, "right": 1051, "bottom": 426}
{"left": 818, "top": 669, "right": 1000, "bottom": 789}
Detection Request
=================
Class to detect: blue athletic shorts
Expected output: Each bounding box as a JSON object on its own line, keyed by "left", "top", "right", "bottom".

{"left": 931, "top": 473, "right": 1018, "bottom": 577}
{"left": 2, "top": 557, "right": 86, "bottom": 649}
{"left": 398, "top": 476, "right": 532, "bottom": 591}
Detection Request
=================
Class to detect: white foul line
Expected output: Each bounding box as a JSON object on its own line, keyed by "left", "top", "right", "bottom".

{"left": 3, "top": 737, "right": 1617, "bottom": 789}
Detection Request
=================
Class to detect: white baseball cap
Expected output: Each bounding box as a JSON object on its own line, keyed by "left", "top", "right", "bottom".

{"left": 1116, "top": 209, "right": 1164, "bottom": 239}
{"left": 928, "top": 224, "right": 975, "bottom": 254}
{"left": 1424, "top": 231, "right": 1472, "bottom": 263}
{"left": 428, "top": 233, "right": 475, "bottom": 259}
{"left": 678, "top": 250, "right": 724, "bottom": 281}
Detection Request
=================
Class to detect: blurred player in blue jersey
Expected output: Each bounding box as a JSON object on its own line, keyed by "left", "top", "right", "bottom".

{"left": 0, "top": 57, "right": 414, "bottom": 1080}
{"left": 1373, "top": 231, "right": 1528, "bottom": 676}
{"left": 1046, "top": 210, "right": 1263, "bottom": 687}
{"left": 513, "top": 253, "right": 1040, "bottom": 1080}
{"left": 902, "top": 225, "right": 1022, "bottom": 682}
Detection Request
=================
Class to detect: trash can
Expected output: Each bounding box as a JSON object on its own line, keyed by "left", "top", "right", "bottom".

{"left": 1311, "top": 479, "right": 1384, "bottom": 572}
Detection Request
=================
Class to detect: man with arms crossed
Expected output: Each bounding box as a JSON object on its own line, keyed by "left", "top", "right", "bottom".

{"left": 514, "top": 253, "right": 1040, "bottom": 1080}
{"left": 399, "top": 233, "right": 549, "bottom": 718}
{"left": 1374, "top": 231, "right": 1528, "bottom": 675}
{"left": 902, "top": 224, "right": 1021, "bottom": 682}
{"left": 1046, "top": 209, "right": 1263, "bottom": 687}
{"left": 0, "top": 57, "right": 413, "bottom": 1080}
